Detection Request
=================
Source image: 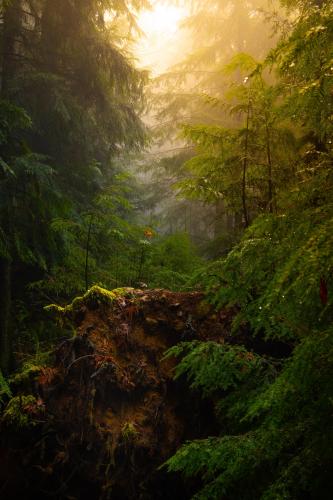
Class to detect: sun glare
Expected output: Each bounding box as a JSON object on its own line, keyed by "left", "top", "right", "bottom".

{"left": 105, "top": 3, "right": 188, "bottom": 75}
{"left": 135, "top": 3, "right": 188, "bottom": 75}
{"left": 138, "top": 4, "right": 184, "bottom": 36}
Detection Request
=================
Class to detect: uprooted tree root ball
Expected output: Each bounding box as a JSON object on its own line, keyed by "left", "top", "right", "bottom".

{"left": 0, "top": 287, "right": 235, "bottom": 499}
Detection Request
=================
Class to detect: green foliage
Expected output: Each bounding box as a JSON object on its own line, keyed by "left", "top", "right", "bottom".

{"left": 162, "top": 6, "right": 333, "bottom": 490}
{"left": 177, "top": 54, "right": 298, "bottom": 225}
{"left": 146, "top": 233, "right": 203, "bottom": 290}
{"left": 0, "top": 99, "right": 31, "bottom": 148}
{"left": 270, "top": 0, "right": 333, "bottom": 144}
{"left": 165, "top": 327, "right": 333, "bottom": 499}
{"left": 164, "top": 341, "right": 263, "bottom": 397}
{"left": 147, "top": 268, "right": 191, "bottom": 291}
{"left": 34, "top": 172, "right": 144, "bottom": 296}
{"left": 197, "top": 155, "right": 333, "bottom": 340}
{"left": 0, "top": 1, "right": 332, "bottom": 497}
{"left": 9, "top": 347, "right": 51, "bottom": 387}
{"left": 164, "top": 153, "right": 333, "bottom": 499}
{"left": 1, "top": 150, "right": 61, "bottom": 267}
{"left": 0, "top": 0, "right": 150, "bottom": 371}
{"left": 0, "top": 369, "right": 12, "bottom": 405}
{"left": 9, "top": 365, "right": 42, "bottom": 387}
{"left": 2, "top": 395, "right": 44, "bottom": 428}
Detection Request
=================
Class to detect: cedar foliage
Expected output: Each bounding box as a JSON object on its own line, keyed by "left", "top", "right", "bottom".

{"left": 162, "top": 1, "right": 333, "bottom": 498}
{"left": 165, "top": 163, "right": 333, "bottom": 498}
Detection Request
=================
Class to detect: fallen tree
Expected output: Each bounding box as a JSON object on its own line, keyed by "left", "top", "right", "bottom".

{"left": 0, "top": 286, "right": 236, "bottom": 499}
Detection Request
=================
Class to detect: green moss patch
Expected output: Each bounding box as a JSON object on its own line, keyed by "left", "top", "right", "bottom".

{"left": 45, "top": 285, "right": 135, "bottom": 321}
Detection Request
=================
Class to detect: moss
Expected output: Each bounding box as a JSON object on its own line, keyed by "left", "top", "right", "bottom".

{"left": 9, "top": 364, "right": 42, "bottom": 386}
{"left": 2, "top": 395, "right": 42, "bottom": 428}
{"left": 0, "top": 369, "right": 12, "bottom": 404}
{"left": 112, "top": 287, "right": 135, "bottom": 298}
{"left": 9, "top": 351, "right": 52, "bottom": 388}
{"left": 45, "top": 286, "right": 136, "bottom": 320}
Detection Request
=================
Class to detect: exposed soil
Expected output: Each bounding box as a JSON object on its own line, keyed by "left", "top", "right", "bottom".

{"left": 0, "top": 288, "right": 236, "bottom": 500}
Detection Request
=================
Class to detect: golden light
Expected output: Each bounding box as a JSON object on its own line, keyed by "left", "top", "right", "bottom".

{"left": 105, "top": 3, "right": 189, "bottom": 75}
{"left": 135, "top": 3, "right": 188, "bottom": 75}
{"left": 138, "top": 4, "right": 185, "bottom": 37}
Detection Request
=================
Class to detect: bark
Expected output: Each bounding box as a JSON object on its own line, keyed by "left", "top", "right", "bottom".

{"left": 214, "top": 199, "right": 233, "bottom": 238}
{"left": 242, "top": 98, "right": 251, "bottom": 228}
{"left": 85, "top": 215, "right": 93, "bottom": 291}
{"left": 0, "top": 0, "right": 22, "bottom": 95}
{"left": 0, "top": 256, "right": 11, "bottom": 373}
{"left": 265, "top": 118, "right": 274, "bottom": 214}
{"left": 0, "top": 2, "right": 19, "bottom": 373}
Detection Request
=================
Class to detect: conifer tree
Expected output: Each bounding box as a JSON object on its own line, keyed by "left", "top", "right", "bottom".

{"left": 0, "top": 0, "right": 149, "bottom": 371}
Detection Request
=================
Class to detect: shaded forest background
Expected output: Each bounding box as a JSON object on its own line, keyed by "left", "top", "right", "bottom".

{"left": 0, "top": 0, "right": 332, "bottom": 498}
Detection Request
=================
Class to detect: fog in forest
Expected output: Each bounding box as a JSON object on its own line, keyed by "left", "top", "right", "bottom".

{"left": 0, "top": 1, "right": 332, "bottom": 499}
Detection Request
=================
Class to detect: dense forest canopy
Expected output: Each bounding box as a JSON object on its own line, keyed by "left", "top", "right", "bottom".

{"left": 0, "top": 0, "right": 332, "bottom": 498}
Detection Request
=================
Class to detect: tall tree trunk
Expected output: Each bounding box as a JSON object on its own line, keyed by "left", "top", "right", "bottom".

{"left": 0, "top": 1, "right": 20, "bottom": 373}
{"left": 242, "top": 98, "right": 251, "bottom": 228}
{"left": 0, "top": 256, "right": 11, "bottom": 373}
{"left": 259, "top": 77, "right": 274, "bottom": 214}
{"left": 264, "top": 117, "right": 274, "bottom": 214}
{"left": 214, "top": 199, "right": 231, "bottom": 239}
{"left": 85, "top": 215, "right": 93, "bottom": 291}
{"left": 0, "top": 0, "right": 22, "bottom": 95}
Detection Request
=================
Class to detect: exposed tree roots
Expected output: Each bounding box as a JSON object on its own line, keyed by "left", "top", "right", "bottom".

{"left": 0, "top": 288, "right": 236, "bottom": 499}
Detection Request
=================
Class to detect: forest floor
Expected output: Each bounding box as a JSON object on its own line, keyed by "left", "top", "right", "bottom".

{"left": 0, "top": 287, "right": 237, "bottom": 499}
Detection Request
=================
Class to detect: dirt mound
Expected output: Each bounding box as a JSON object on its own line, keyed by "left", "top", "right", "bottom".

{"left": 0, "top": 287, "right": 234, "bottom": 499}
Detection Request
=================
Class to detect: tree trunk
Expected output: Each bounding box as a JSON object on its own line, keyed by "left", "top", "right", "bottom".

{"left": 242, "top": 98, "right": 251, "bottom": 228}
{"left": 264, "top": 118, "right": 274, "bottom": 214}
{"left": 85, "top": 215, "right": 93, "bottom": 291}
{"left": 0, "top": 256, "right": 12, "bottom": 373}
{"left": 214, "top": 199, "right": 229, "bottom": 239}
{"left": 0, "top": 0, "right": 22, "bottom": 95}
{"left": 259, "top": 76, "right": 274, "bottom": 215}
{"left": 0, "top": 2, "right": 20, "bottom": 373}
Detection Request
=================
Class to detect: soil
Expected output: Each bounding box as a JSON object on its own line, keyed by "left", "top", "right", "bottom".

{"left": 0, "top": 288, "right": 236, "bottom": 500}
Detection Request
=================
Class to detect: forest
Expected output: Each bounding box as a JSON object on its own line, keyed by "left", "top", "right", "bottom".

{"left": 0, "top": 0, "right": 332, "bottom": 498}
